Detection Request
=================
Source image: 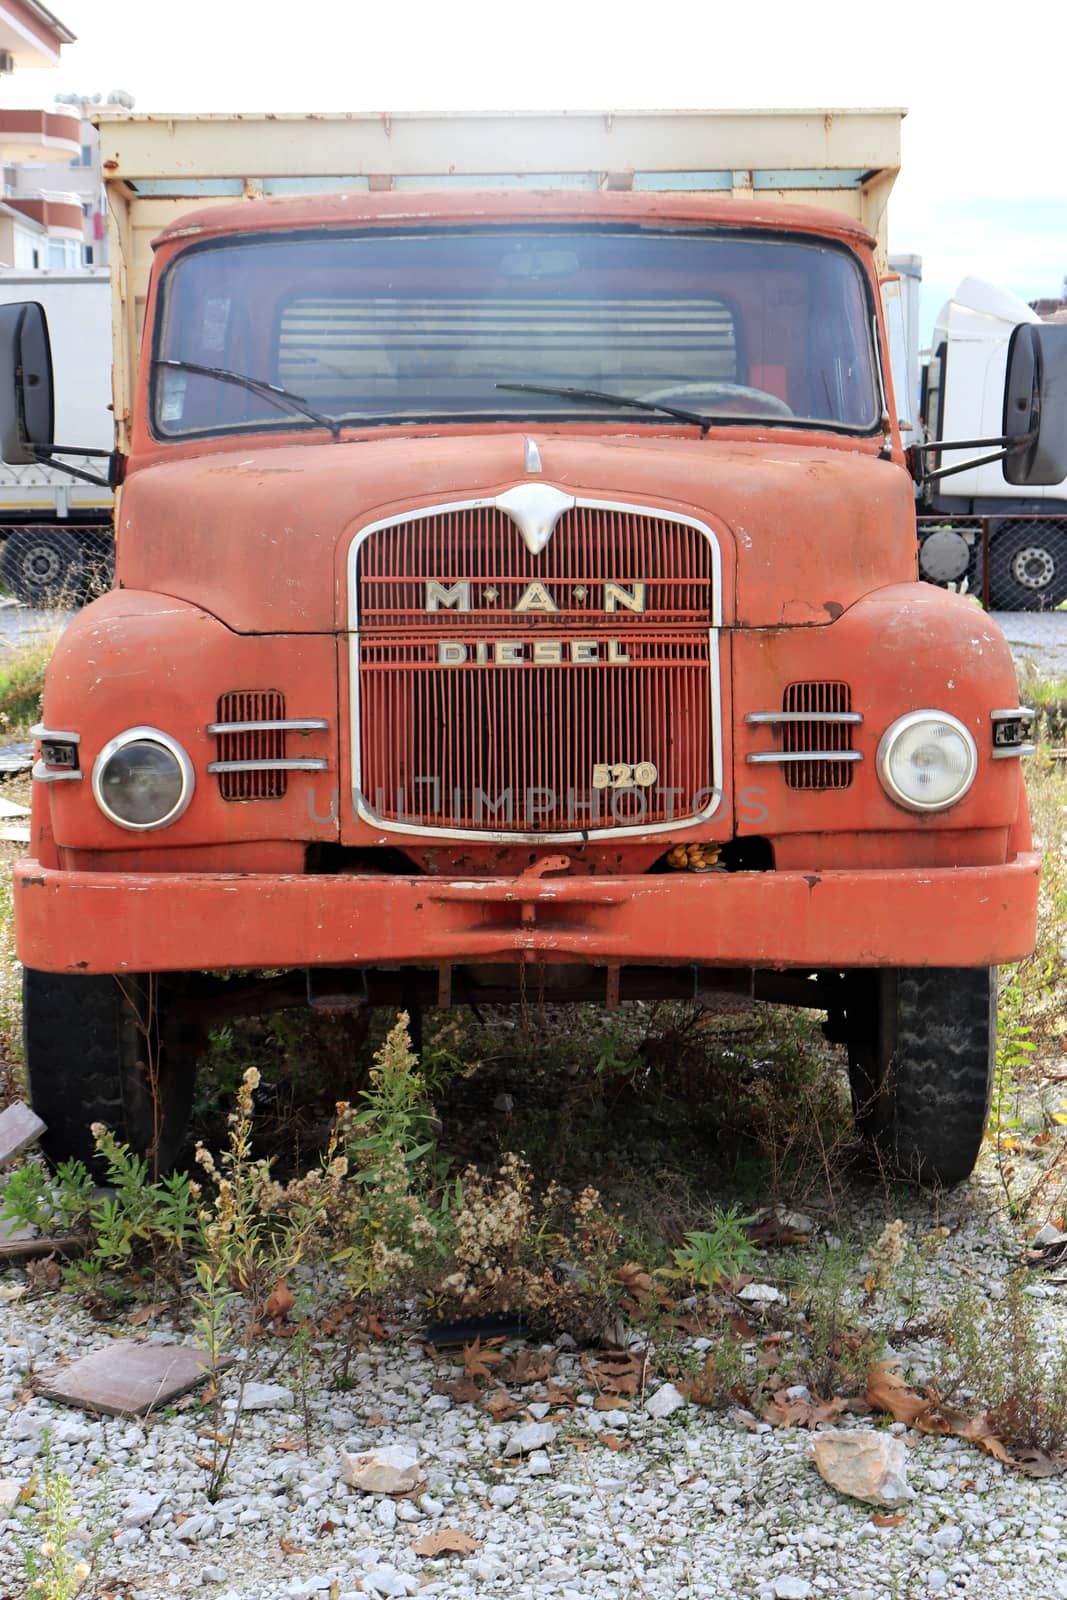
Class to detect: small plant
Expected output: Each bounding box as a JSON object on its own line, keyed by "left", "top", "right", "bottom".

{"left": 936, "top": 1273, "right": 1067, "bottom": 1457}
{"left": 672, "top": 1207, "right": 759, "bottom": 1289}
{"left": 19, "top": 1432, "right": 109, "bottom": 1600}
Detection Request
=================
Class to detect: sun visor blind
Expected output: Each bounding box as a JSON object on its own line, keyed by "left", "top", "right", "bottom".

{"left": 277, "top": 296, "right": 738, "bottom": 403}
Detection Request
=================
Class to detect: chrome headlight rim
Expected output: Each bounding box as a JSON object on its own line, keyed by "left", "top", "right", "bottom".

{"left": 876, "top": 709, "right": 978, "bottom": 814}
{"left": 91, "top": 726, "right": 195, "bottom": 832}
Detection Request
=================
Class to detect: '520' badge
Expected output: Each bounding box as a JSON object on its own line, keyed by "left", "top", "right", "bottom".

{"left": 591, "top": 762, "right": 658, "bottom": 790}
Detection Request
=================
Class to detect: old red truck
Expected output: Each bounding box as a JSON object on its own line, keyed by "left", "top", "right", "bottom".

{"left": 3, "top": 110, "right": 1063, "bottom": 1184}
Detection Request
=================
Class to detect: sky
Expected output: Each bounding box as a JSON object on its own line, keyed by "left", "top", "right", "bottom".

{"left": 7, "top": 0, "right": 1066, "bottom": 342}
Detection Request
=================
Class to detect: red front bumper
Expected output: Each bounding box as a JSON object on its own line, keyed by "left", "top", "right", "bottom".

{"left": 13, "top": 854, "right": 1041, "bottom": 975}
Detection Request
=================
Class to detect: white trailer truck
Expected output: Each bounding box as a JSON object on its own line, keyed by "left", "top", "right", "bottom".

{"left": 889, "top": 257, "right": 1067, "bottom": 610}
{"left": 0, "top": 269, "right": 113, "bottom": 603}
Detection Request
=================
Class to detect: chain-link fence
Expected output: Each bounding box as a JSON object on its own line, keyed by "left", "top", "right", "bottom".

{"left": 918, "top": 514, "right": 1067, "bottom": 612}
{"left": 0, "top": 525, "right": 113, "bottom": 608}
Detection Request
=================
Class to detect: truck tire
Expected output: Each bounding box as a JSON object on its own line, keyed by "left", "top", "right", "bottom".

{"left": 987, "top": 520, "right": 1067, "bottom": 611}
{"left": 0, "top": 528, "right": 111, "bottom": 607}
{"left": 23, "top": 970, "right": 199, "bottom": 1173}
{"left": 844, "top": 967, "right": 995, "bottom": 1186}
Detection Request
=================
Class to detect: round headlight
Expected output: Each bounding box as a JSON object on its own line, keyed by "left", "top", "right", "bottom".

{"left": 92, "top": 728, "right": 194, "bottom": 830}
{"left": 876, "top": 711, "right": 978, "bottom": 813}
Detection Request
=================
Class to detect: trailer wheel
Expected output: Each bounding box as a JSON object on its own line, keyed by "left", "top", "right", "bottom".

{"left": 23, "top": 970, "right": 200, "bottom": 1173}
{"left": 844, "top": 967, "right": 995, "bottom": 1186}
{"left": 0, "top": 528, "right": 111, "bottom": 607}
{"left": 987, "top": 520, "right": 1067, "bottom": 611}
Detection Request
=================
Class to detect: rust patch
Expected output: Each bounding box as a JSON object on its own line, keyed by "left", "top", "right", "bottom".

{"left": 823, "top": 601, "right": 844, "bottom": 620}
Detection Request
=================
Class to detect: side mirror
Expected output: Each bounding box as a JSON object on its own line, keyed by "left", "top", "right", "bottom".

{"left": 1003, "top": 322, "right": 1067, "bottom": 486}
{"left": 0, "top": 301, "right": 54, "bottom": 465}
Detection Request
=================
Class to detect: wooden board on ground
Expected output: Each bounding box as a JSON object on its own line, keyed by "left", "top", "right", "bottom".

{"left": 0, "top": 1102, "right": 45, "bottom": 1169}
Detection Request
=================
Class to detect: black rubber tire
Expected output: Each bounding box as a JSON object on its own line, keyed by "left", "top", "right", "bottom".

{"left": 23, "top": 970, "right": 199, "bottom": 1173}
{"left": 987, "top": 520, "right": 1067, "bottom": 612}
{"left": 845, "top": 967, "right": 995, "bottom": 1186}
{"left": 0, "top": 528, "right": 113, "bottom": 607}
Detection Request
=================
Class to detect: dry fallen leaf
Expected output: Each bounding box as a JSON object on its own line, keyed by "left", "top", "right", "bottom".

{"left": 271, "top": 1437, "right": 304, "bottom": 1452}
{"left": 582, "top": 1351, "right": 646, "bottom": 1396}
{"left": 1010, "top": 1445, "right": 1067, "bottom": 1478}
{"left": 762, "top": 1394, "right": 850, "bottom": 1429}
{"left": 496, "top": 1349, "right": 555, "bottom": 1386}
{"left": 865, "top": 1361, "right": 932, "bottom": 1427}
{"left": 264, "top": 1278, "right": 296, "bottom": 1324}
{"left": 127, "top": 1302, "right": 166, "bottom": 1327}
{"left": 318, "top": 1519, "right": 336, "bottom": 1535}
{"left": 412, "top": 1528, "right": 481, "bottom": 1557}
{"left": 279, "top": 1536, "right": 306, "bottom": 1555}
{"left": 871, "top": 1513, "right": 906, "bottom": 1527}
{"left": 463, "top": 1336, "right": 506, "bottom": 1381}
{"left": 594, "top": 1393, "right": 630, "bottom": 1412}
{"left": 479, "top": 1388, "right": 521, "bottom": 1422}
{"left": 602, "top": 1432, "right": 630, "bottom": 1451}
{"left": 433, "top": 1377, "right": 482, "bottom": 1405}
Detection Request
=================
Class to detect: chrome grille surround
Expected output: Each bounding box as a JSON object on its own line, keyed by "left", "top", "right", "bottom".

{"left": 347, "top": 493, "right": 725, "bottom": 843}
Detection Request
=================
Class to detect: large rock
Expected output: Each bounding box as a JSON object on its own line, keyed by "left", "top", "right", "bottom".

{"left": 811, "top": 1429, "right": 914, "bottom": 1507}
{"left": 339, "top": 1444, "right": 422, "bottom": 1495}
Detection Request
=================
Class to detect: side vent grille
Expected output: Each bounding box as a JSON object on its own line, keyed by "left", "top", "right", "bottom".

{"left": 783, "top": 682, "right": 854, "bottom": 790}
{"left": 215, "top": 691, "right": 287, "bottom": 800}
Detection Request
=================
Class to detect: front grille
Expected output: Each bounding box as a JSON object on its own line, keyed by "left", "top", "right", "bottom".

{"left": 215, "top": 691, "right": 287, "bottom": 800}
{"left": 783, "top": 682, "right": 855, "bottom": 790}
{"left": 355, "top": 503, "right": 717, "bottom": 835}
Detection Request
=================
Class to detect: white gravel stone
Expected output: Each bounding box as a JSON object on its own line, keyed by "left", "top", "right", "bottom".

{"left": 526, "top": 1450, "right": 552, "bottom": 1476}
{"left": 927, "top": 1570, "right": 949, "bottom": 1592}
{"left": 489, "top": 1484, "right": 519, "bottom": 1508}
{"left": 645, "top": 1382, "right": 687, "bottom": 1420}
{"left": 238, "top": 1381, "right": 295, "bottom": 1411}
{"left": 0, "top": 1479, "right": 21, "bottom": 1515}
{"left": 375, "top": 1497, "right": 397, "bottom": 1530}
{"left": 738, "top": 1282, "right": 783, "bottom": 1304}
{"left": 200, "top": 1568, "right": 227, "bottom": 1585}
{"left": 503, "top": 1420, "right": 556, "bottom": 1457}
{"left": 363, "top": 1567, "right": 415, "bottom": 1597}
{"left": 774, "top": 1581, "right": 812, "bottom": 1600}
{"left": 121, "top": 1490, "right": 165, "bottom": 1528}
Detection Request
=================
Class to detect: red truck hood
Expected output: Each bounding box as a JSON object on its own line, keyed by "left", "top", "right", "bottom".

{"left": 117, "top": 432, "right": 917, "bottom": 631}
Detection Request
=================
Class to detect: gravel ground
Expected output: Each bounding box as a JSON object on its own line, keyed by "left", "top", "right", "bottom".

{"left": 2, "top": 1177, "right": 1066, "bottom": 1600}
{"left": 989, "top": 611, "right": 1067, "bottom": 679}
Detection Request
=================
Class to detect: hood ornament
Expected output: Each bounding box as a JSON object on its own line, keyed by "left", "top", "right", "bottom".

{"left": 495, "top": 483, "right": 575, "bottom": 556}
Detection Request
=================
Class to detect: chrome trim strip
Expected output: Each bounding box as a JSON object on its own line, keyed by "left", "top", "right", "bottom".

{"left": 745, "top": 711, "right": 863, "bottom": 725}
{"left": 92, "top": 726, "right": 195, "bottom": 832}
{"left": 32, "top": 759, "right": 81, "bottom": 783}
{"left": 746, "top": 750, "right": 864, "bottom": 765}
{"left": 991, "top": 744, "right": 1037, "bottom": 760}
{"left": 990, "top": 707, "right": 1035, "bottom": 721}
{"left": 207, "top": 758, "right": 328, "bottom": 773}
{"left": 30, "top": 724, "right": 80, "bottom": 744}
{"left": 346, "top": 492, "right": 725, "bottom": 844}
{"left": 207, "top": 719, "right": 329, "bottom": 735}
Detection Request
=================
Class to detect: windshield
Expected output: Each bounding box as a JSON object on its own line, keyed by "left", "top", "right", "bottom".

{"left": 152, "top": 225, "right": 880, "bottom": 439}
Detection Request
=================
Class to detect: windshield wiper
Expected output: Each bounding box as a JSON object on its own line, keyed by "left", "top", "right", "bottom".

{"left": 495, "top": 381, "right": 713, "bottom": 434}
{"left": 154, "top": 358, "right": 344, "bottom": 439}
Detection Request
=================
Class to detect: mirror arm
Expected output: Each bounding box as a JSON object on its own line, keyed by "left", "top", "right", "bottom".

{"left": 915, "top": 428, "right": 1037, "bottom": 485}
{"left": 923, "top": 446, "right": 1019, "bottom": 484}
{"left": 30, "top": 446, "right": 117, "bottom": 490}
{"left": 913, "top": 435, "right": 1019, "bottom": 453}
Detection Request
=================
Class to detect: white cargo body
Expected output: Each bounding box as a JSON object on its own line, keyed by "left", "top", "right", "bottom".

{"left": 95, "top": 107, "right": 904, "bottom": 451}
{"left": 0, "top": 270, "right": 113, "bottom": 517}
{"left": 929, "top": 277, "right": 1066, "bottom": 502}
